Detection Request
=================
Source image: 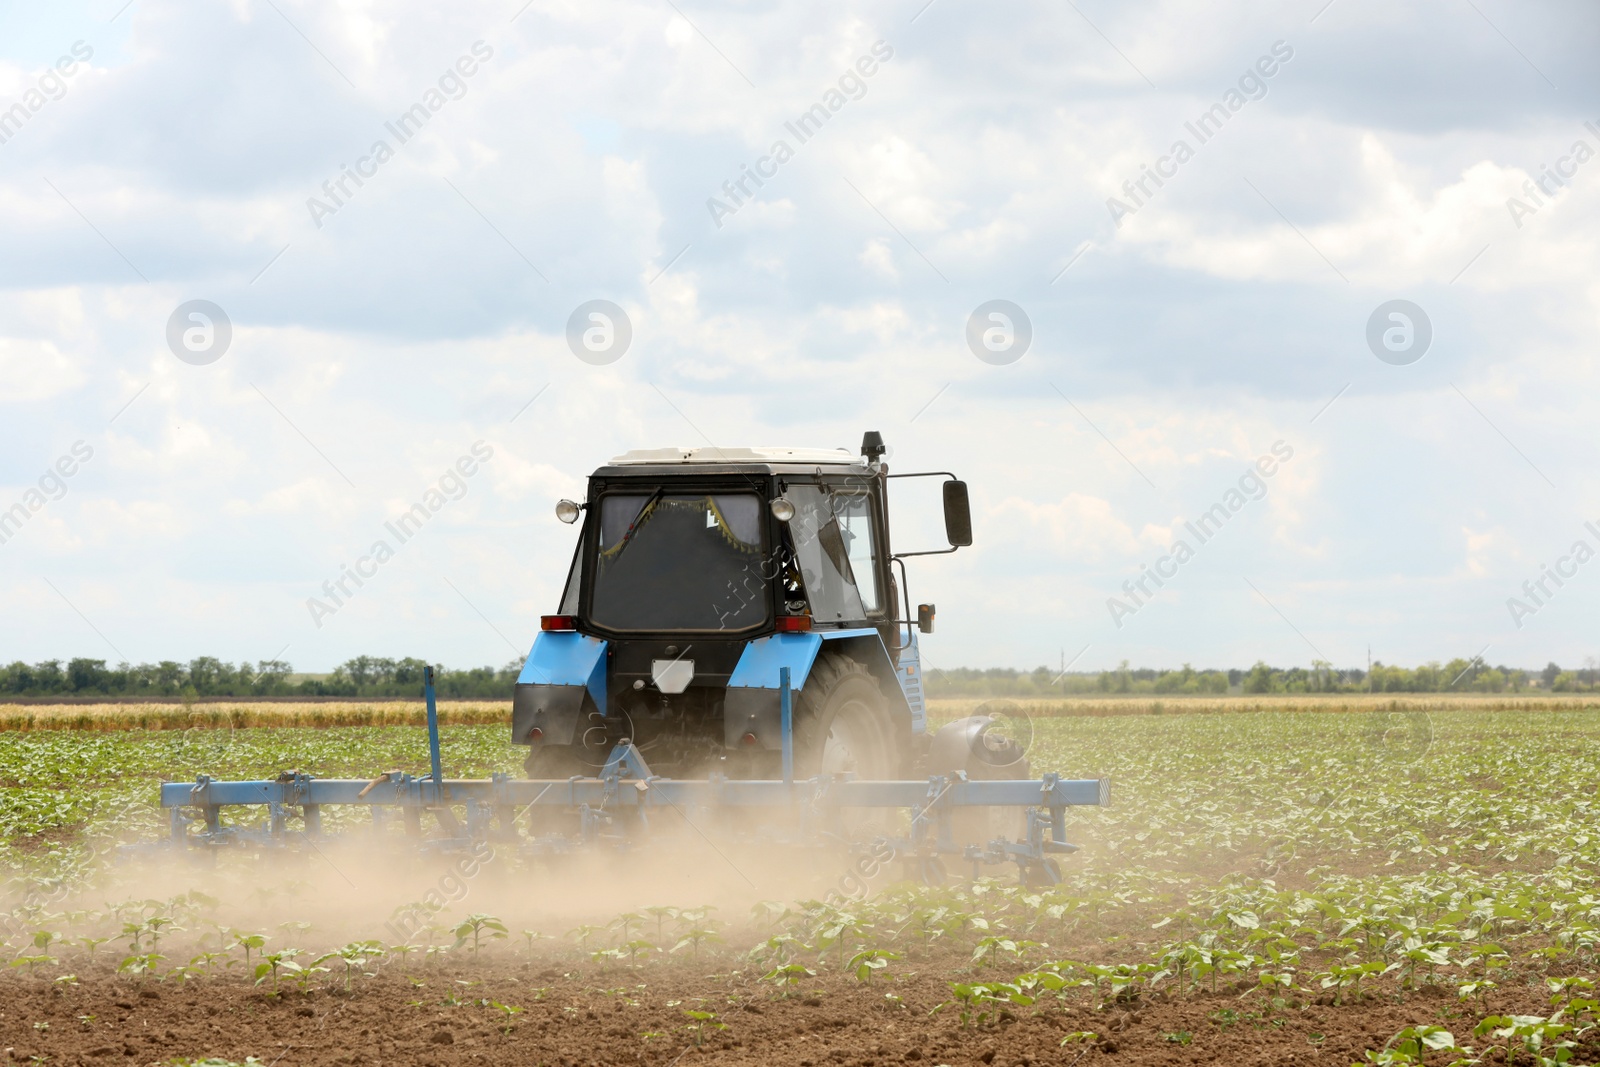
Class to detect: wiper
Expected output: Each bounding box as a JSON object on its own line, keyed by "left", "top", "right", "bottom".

{"left": 611, "top": 487, "right": 664, "bottom": 562}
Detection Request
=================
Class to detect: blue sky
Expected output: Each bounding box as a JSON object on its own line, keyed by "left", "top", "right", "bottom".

{"left": 0, "top": 0, "right": 1596, "bottom": 674}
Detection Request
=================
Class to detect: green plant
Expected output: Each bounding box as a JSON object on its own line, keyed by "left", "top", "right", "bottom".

{"left": 318, "top": 941, "right": 383, "bottom": 992}
{"left": 487, "top": 1000, "right": 523, "bottom": 1034}
{"left": 681, "top": 1009, "right": 727, "bottom": 1047}
{"left": 760, "top": 962, "right": 815, "bottom": 994}
{"left": 234, "top": 933, "right": 267, "bottom": 968}
{"left": 748, "top": 933, "right": 808, "bottom": 968}
{"left": 971, "top": 936, "right": 1037, "bottom": 968}
{"left": 1473, "top": 1011, "right": 1582, "bottom": 1066}
{"left": 935, "top": 981, "right": 1034, "bottom": 1027}
{"left": 672, "top": 926, "right": 723, "bottom": 960}
{"left": 116, "top": 952, "right": 165, "bottom": 982}
{"left": 620, "top": 939, "right": 655, "bottom": 964}
{"left": 566, "top": 924, "right": 602, "bottom": 952}
{"left": 78, "top": 936, "right": 111, "bottom": 960}
{"left": 847, "top": 948, "right": 900, "bottom": 982}
{"left": 252, "top": 948, "right": 300, "bottom": 993}
{"left": 1313, "top": 960, "right": 1387, "bottom": 1005}
{"left": 1360, "top": 1025, "right": 1472, "bottom": 1066}
{"left": 11, "top": 954, "right": 56, "bottom": 975}
{"left": 185, "top": 951, "right": 228, "bottom": 975}
{"left": 610, "top": 911, "right": 645, "bottom": 942}
{"left": 289, "top": 961, "right": 329, "bottom": 995}
{"left": 644, "top": 907, "right": 679, "bottom": 942}
{"left": 453, "top": 915, "right": 507, "bottom": 958}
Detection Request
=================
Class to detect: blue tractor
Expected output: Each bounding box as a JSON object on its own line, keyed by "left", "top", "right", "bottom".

{"left": 157, "top": 432, "right": 1107, "bottom": 884}
{"left": 514, "top": 432, "right": 990, "bottom": 785}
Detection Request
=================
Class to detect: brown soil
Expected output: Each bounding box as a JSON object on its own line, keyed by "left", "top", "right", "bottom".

{"left": 0, "top": 959, "right": 1581, "bottom": 1067}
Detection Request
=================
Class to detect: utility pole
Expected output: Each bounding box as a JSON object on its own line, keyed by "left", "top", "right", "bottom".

{"left": 1367, "top": 645, "right": 1372, "bottom": 694}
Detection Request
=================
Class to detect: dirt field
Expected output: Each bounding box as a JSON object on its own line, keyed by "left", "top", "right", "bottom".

{"left": 4, "top": 702, "right": 1600, "bottom": 1066}
{"left": 0, "top": 950, "right": 1580, "bottom": 1066}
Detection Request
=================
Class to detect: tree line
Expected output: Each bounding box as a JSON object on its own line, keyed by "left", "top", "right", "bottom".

{"left": 0, "top": 656, "right": 522, "bottom": 700}
{"left": 924, "top": 658, "right": 1600, "bottom": 697}
{"left": 2, "top": 654, "right": 1595, "bottom": 701}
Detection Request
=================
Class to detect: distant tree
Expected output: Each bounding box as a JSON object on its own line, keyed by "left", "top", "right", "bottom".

{"left": 1244, "top": 661, "right": 1276, "bottom": 694}
{"left": 66, "top": 658, "right": 109, "bottom": 693}
{"left": 393, "top": 658, "right": 430, "bottom": 686}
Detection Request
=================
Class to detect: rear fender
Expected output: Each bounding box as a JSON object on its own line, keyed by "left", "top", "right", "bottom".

{"left": 723, "top": 629, "right": 915, "bottom": 750}
{"left": 513, "top": 632, "right": 607, "bottom": 746}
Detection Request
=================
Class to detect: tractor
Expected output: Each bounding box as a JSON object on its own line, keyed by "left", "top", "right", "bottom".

{"left": 513, "top": 431, "right": 1010, "bottom": 786}
{"left": 157, "top": 432, "right": 1107, "bottom": 884}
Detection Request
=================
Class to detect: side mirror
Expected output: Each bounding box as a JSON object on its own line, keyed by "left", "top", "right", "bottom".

{"left": 917, "top": 603, "right": 936, "bottom": 634}
{"left": 942, "top": 480, "right": 972, "bottom": 547}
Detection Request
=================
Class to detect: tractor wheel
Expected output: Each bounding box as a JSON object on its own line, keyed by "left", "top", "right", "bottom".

{"left": 793, "top": 654, "right": 899, "bottom": 780}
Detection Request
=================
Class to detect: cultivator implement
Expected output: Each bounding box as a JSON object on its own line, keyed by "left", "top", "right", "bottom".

{"left": 156, "top": 670, "right": 1109, "bottom": 886}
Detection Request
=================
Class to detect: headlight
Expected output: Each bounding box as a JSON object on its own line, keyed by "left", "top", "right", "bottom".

{"left": 555, "top": 499, "right": 581, "bottom": 524}
{"left": 770, "top": 496, "right": 795, "bottom": 522}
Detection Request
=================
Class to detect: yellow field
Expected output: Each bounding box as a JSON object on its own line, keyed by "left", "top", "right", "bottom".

{"left": 0, "top": 690, "right": 1595, "bottom": 732}
{"left": 0, "top": 701, "right": 512, "bottom": 732}
{"left": 931, "top": 691, "right": 1600, "bottom": 718}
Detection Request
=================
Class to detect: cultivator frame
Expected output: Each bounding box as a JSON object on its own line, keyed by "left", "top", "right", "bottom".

{"left": 157, "top": 670, "right": 1109, "bottom": 885}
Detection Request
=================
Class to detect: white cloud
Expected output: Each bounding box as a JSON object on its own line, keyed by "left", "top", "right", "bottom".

{"left": 0, "top": 337, "right": 85, "bottom": 403}
{"left": 0, "top": 0, "right": 1596, "bottom": 671}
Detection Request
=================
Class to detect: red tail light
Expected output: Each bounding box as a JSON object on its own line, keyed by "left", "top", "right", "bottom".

{"left": 774, "top": 615, "right": 812, "bottom": 633}
{"left": 541, "top": 615, "right": 578, "bottom": 632}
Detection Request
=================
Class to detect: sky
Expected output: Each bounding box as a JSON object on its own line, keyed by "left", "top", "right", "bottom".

{"left": 0, "top": 0, "right": 1596, "bottom": 675}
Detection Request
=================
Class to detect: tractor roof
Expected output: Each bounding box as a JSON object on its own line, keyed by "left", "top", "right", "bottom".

{"left": 606, "top": 446, "right": 864, "bottom": 468}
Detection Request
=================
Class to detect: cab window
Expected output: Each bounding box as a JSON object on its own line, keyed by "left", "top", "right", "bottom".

{"left": 786, "top": 485, "right": 880, "bottom": 622}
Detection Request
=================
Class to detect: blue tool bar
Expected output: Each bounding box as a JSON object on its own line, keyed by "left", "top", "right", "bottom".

{"left": 779, "top": 666, "right": 793, "bottom": 785}
{"left": 160, "top": 775, "right": 1109, "bottom": 810}
{"left": 423, "top": 666, "right": 443, "bottom": 795}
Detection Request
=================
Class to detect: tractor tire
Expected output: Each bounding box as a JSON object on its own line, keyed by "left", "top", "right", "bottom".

{"left": 793, "top": 654, "right": 900, "bottom": 781}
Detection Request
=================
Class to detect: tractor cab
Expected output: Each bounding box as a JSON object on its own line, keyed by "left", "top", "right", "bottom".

{"left": 514, "top": 432, "right": 972, "bottom": 780}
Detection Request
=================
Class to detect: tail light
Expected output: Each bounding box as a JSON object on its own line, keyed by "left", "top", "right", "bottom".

{"left": 541, "top": 615, "right": 578, "bottom": 632}
{"left": 775, "top": 615, "right": 812, "bottom": 633}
